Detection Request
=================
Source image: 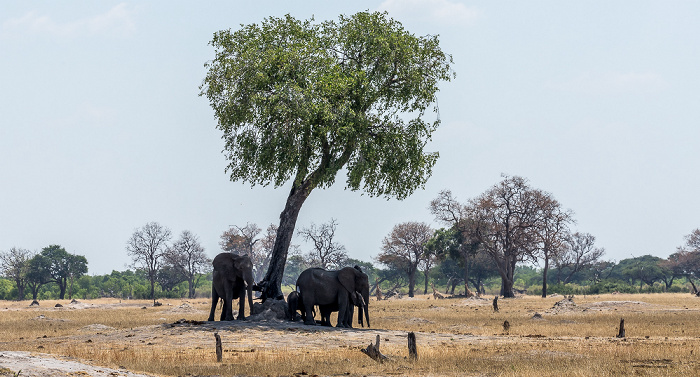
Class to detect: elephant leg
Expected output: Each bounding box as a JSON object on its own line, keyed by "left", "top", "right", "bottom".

{"left": 336, "top": 293, "right": 350, "bottom": 328}
{"left": 223, "top": 283, "right": 235, "bottom": 321}
{"left": 301, "top": 296, "right": 316, "bottom": 326}
{"left": 237, "top": 284, "right": 247, "bottom": 320}
{"left": 208, "top": 284, "right": 219, "bottom": 321}
{"left": 345, "top": 301, "right": 354, "bottom": 328}
{"left": 320, "top": 306, "right": 332, "bottom": 327}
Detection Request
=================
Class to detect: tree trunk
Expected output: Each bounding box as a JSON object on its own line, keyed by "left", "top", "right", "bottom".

{"left": 687, "top": 276, "right": 699, "bottom": 294}
{"left": 188, "top": 279, "right": 195, "bottom": 299}
{"left": 68, "top": 275, "right": 74, "bottom": 300}
{"left": 59, "top": 278, "right": 67, "bottom": 300}
{"left": 501, "top": 275, "right": 515, "bottom": 298}
{"left": 463, "top": 262, "right": 470, "bottom": 294}
{"left": 15, "top": 279, "right": 26, "bottom": 301}
{"left": 260, "top": 181, "right": 312, "bottom": 301}
{"left": 423, "top": 270, "right": 429, "bottom": 295}
{"left": 150, "top": 276, "right": 156, "bottom": 304}
{"left": 408, "top": 268, "right": 416, "bottom": 298}
{"left": 541, "top": 257, "right": 549, "bottom": 298}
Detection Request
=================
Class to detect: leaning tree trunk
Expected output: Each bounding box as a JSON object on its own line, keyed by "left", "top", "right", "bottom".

{"left": 260, "top": 180, "right": 312, "bottom": 301}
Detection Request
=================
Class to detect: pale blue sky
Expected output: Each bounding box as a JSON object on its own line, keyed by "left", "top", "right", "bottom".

{"left": 1, "top": 1, "right": 698, "bottom": 275}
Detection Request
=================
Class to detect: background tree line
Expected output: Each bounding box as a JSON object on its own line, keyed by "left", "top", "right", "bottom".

{"left": 2, "top": 220, "right": 699, "bottom": 301}
{"left": 2, "top": 176, "right": 699, "bottom": 301}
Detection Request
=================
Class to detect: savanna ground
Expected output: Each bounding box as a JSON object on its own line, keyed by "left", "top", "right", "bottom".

{"left": 1, "top": 293, "right": 700, "bottom": 376}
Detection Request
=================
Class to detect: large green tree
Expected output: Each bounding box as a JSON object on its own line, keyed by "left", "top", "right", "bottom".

{"left": 201, "top": 11, "right": 453, "bottom": 300}
{"left": 39, "top": 245, "right": 88, "bottom": 300}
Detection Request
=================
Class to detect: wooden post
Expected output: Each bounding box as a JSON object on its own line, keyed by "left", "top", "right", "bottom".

{"left": 616, "top": 318, "right": 625, "bottom": 338}
{"left": 215, "top": 332, "right": 222, "bottom": 362}
{"left": 407, "top": 332, "right": 418, "bottom": 360}
{"left": 361, "top": 334, "right": 388, "bottom": 362}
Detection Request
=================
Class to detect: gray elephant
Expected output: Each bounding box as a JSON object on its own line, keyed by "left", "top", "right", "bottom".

{"left": 295, "top": 266, "right": 370, "bottom": 328}
{"left": 287, "top": 291, "right": 304, "bottom": 321}
{"left": 208, "top": 252, "right": 255, "bottom": 321}
{"left": 318, "top": 290, "right": 366, "bottom": 327}
{"left": 288, "top": 289, "right": 362, "bottom": 326}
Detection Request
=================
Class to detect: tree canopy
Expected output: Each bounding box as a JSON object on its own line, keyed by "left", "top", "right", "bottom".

{"left": 201, "top": 11, "right": 454, "bottom": 300}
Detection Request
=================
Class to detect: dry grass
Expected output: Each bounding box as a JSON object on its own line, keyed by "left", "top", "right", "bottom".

{"left": 1, "top": 294, "right": 700, "bottom": 376}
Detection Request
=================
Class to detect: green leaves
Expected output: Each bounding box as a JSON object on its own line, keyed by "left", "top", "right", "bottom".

{"left": 201, "top": 11, "right": 453, "bottom": 199}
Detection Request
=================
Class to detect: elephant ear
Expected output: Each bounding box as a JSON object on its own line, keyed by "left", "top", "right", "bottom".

{"left": 337, "top": 267, "right": 356, "bottom": 294}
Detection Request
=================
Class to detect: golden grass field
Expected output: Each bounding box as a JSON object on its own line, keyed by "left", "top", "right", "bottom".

{"left": 1, "top": 293, "right": 700, "bottom": 376}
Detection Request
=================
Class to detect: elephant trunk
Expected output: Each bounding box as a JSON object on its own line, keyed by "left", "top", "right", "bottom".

{"left": 362, "top": 288, "right": 370, "bottom": 328}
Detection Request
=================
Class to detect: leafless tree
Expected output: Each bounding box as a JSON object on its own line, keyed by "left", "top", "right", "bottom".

{"left": 430, "top": 190, "right": 482, "bottom": 293}
{"left": 164, "top": 230, "right": 211, "bottom": 298}
{"left": 0, "top": 247, "right": 34, "bottom": 300}
{"left": 554, "top": 232, "right": 605, "bottom": 284}
{"left": 126, "top": 222, "right": 172, "bottom": 304}
{"left": 220, "top": 223, "right": 274, "bottom": 282}
{"left": 466, "top": 175, "right": 552, "bottom": 297}
{"left": 298, "top": 218, "right": 348, "bottom": 270}
{"left": 534, "top": 194, "right": 574, "bottom": 297}
{"left": 376, "top": 221, "right": 433, "bottom": 297}
{"left": 220, "top": 223, "right": 261, "bottom": 255}
{"left": 252, "top": 224, "right": 276, "bottom": 282}
{"left": 420, "top": 247, "right": 438, "bottom": 295}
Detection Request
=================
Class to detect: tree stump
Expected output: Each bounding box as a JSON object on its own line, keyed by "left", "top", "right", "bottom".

{"left": 361, "top": 334, "right": 388, "bottom": 362}
{"left": 214, "top": 332, "right": 223, "bottom": 362}
{"left": 492, "top": 296, "right": 499, "bottom": 312}
{"left": 616, "top": 318, "right": 625, "bottom": 338}
{"left": 407, "top": 332, "right": 418, "bottom": 360}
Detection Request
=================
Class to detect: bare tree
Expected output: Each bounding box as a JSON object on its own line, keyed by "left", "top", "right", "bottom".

{"left": 220, "top": 223, "right": 273, "bottom": 282}
{"left": 376, "top": 222, "right": 433, "bottom": 297}
{"left": 252, "top": 224, "right": 276, "bottom": 282}
{"left": 126, "top": 222, "right": 172, "bottom": 304}
{"left": 554, "top": 232, "right": 605, "bottom": 284}
{"left": 0, "top": 247, "right": 34, "bottom": 300}
{"left": 164, "top": 230, "right": 211, "bottom": 298}
{"left": 430, "top": 190, "right": 481, "bottom": 293}
{"left": 662, "top": 229, "right": 700, "bottom": 293}
{"left": 420, "top": 246, "right": 438, "bottom": 295}
{"left": 466, "top": 175, "right": 552, "bottom": 298}
{"left": 534, "top": 195, "right": 574, "bottom": 297}
{"left": 220, "top": 223, "right": 261, "bottom": 255}
{"left": 298, "top": 219, "right": 348, "bottom": 270}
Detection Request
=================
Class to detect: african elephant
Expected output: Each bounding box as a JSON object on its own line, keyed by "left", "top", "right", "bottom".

{"left": 296, "top": 266, "right": 370, "bottom": 328}
{"left": 287, "top": 291, "right": 304, "bottom": 321}
{"left": 314, "top": 290, "right": 366, "bottom": 327}
{"left": 208, "top": 252, "right": 255, "bottom": 321}
{"left": 288, "top": 289, "right": 361, "bottom": 326}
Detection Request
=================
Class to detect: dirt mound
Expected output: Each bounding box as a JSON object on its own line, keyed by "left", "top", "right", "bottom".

{"left": 164, "top": 303, "right": 207, "bottom": 315}
{"left": 584, "top": 301, "right": 653, "bottom": 312}
{"left": 80, "top": 324, "right": 115, "bottom": 332}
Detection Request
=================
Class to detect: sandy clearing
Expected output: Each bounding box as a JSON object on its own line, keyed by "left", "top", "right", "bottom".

{"left": 0, "top": 351, "right": 156, "bottom": 377}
